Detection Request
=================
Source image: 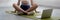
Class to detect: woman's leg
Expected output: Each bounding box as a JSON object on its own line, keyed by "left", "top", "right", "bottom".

{"left": 26, "top": 3, "right": 38, "bottom": 12}
{"left": 13, "top": 3, "right": 22, "bottom": 12}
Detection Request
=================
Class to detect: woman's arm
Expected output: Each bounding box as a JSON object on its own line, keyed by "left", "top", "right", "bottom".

{"left": 30, "top": 0, "right": 33, "bottom": 5}
{"left": 17, "top": 0, "right": 20, "bottom": 5}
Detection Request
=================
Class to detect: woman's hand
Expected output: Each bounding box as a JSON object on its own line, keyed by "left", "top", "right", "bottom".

{"left": 23, "top": 11, "right": 30, "bottom": 15}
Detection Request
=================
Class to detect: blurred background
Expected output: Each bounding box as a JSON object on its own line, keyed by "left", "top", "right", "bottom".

{"left": 0, "top": 0, "right": 60, "bottom": 20}
{"left": 0, "top": 0, "right": 60, "bottom": 8}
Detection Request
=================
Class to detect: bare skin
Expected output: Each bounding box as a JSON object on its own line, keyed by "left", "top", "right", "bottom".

{"left": 13, "top": 0, "right": 38, "bottom": 14}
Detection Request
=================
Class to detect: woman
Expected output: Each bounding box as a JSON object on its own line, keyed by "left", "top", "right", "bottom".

{"left": 13, "top": 0, "right": 38, "bottom": 15}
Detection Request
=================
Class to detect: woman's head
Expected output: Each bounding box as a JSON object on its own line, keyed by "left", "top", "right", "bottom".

{"left": 22, "top": 0, "right": 29, "bottom": 5}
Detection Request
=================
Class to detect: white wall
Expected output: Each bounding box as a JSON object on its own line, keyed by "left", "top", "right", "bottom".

{"left": 0, "top": 0, "right": 60, "bottom": 7}
{"left": 34, "top": 0, "right": 60, "bottom": 7}
{"left": 0, "top": 0, "right": 17, "bottom": 7}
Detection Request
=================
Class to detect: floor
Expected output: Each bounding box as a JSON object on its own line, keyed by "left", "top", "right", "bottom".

{"left": 0, "top": 0, "right": 60, "bottom": 20}
{"left": 0, "top": 7, "right": 60, "bottom": 20}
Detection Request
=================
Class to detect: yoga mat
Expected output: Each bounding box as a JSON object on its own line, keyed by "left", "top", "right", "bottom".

{"left": 5, "top": 11, "right": 41, "bottom": 19}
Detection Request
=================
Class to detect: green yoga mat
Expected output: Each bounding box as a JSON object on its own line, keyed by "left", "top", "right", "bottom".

{"left": 5, "top": 11, "right": 40, "bottom": 19}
